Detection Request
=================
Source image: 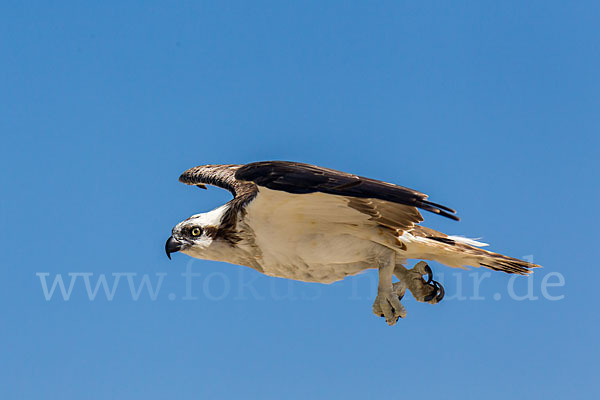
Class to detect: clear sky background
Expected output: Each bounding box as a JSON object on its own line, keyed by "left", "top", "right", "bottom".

{"left": 1, "top": 1, "right": 599, "bottom": 399}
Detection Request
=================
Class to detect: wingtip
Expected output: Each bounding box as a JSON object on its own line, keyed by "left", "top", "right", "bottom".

{"left": 178, "top": 172, "right": 191, "bottom": 184}
{"left": 178, "top": 168, "right": 199, "bottom": 185}
{"left": 438, "top": 209, "right": 460, "bottom": 221}
{"left": 421, "top": 199, "right": 459, "bottom": 221}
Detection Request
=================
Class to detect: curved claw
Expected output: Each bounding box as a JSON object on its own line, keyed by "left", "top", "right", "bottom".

{"left": 435, "top": 281, "right": 445, "bottom": 302}
{"left": 423, "top": 280, "right": 445, "bottom": 303}
{"left": 424, "top": 264, "right": 433, "bottom": 284}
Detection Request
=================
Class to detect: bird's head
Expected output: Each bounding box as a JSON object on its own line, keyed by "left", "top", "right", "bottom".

{"left": 165, "top": 206, "right": 227, "bottom": 260}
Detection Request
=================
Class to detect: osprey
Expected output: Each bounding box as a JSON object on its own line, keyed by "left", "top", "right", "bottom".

{"left": 166, "top": 161, "right": 540, "bottom": 325}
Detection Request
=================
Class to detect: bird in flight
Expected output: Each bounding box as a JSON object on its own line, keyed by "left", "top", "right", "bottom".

{"left": 166, "top": 161, "right": 540, "bottom": 325}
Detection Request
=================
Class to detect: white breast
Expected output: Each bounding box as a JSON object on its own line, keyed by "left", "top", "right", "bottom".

{"left": 242, "top": 188, "right": 387, "bottom": 283}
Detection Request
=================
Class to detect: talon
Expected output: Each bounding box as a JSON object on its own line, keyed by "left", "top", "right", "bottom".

{"left": 424, "top": 264, "right": 433, "bottom": 284}
{"left": 435, "top": 281, "right": 445, "bottom": 302}
{"left": 423, "top": 280, "right": 445, "bottom": 303}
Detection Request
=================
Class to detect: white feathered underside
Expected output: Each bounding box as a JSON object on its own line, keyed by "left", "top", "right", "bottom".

{"left": 243, "top": 189, "right": 385, "bottom": 283}
{"left": 240, "top": 188, "right": 494, "bottom": 283}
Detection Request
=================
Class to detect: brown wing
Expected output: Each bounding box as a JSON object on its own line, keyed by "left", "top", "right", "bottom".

{"left": 235, "top": 161, "right": 458, "bottom": 220}
{"left": 235, "top": 161, "right": 459, "bottom": 231}
{"left": 179, "top": 164, "right": 256, "bottom": 199}
{"left": 180, "top": 161, "right": 458, "bottom": 236}
{"left": 345, "top": 197, "right": 423, "bottom": 233}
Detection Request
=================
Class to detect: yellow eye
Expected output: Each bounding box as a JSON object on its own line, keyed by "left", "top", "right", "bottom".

{"left": 191, "top": 227, "right": 202, "bottom": 236}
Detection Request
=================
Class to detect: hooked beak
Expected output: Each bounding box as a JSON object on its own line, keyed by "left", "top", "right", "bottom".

{"left": 165, "top": 236, "right": 183, "bottom": 259}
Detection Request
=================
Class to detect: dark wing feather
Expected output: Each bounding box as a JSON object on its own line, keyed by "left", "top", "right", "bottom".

{"left": 179, "top": 164, "right": 256, "bottom": 199}
{"left": 235, "top": 161, "right": 459, "bottom": 221}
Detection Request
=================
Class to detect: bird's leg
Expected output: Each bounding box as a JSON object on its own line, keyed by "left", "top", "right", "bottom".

{"left": 394, "top": 261, "right": 445, "bottom": 304}
{"left": 372, "top": 252, "right": 406, "bottom": 326}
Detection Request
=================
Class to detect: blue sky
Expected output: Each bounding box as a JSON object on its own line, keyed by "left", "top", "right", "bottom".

{"left": 1, "top": 1, "right": 599, "bottom": 399}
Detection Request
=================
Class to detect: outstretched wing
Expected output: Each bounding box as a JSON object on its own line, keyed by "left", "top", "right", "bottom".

{"left": 236, "top": 161, "right": 458, "bottom": 220}
{"left": 178, "top": 161, "right": 458, "bottom": 237}
{"left": 235, "top": 161, "right": 458, "bottom": 234}
{"left": 179, "top": 164, "right": 257, "bottom": 199}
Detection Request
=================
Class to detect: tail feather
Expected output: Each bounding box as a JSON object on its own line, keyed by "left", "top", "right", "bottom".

{"left": 405, "top": 226, "right": 541, "bottom": 275}
{"left": 429, "top": 237, "right": 539, "bottom": 275}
